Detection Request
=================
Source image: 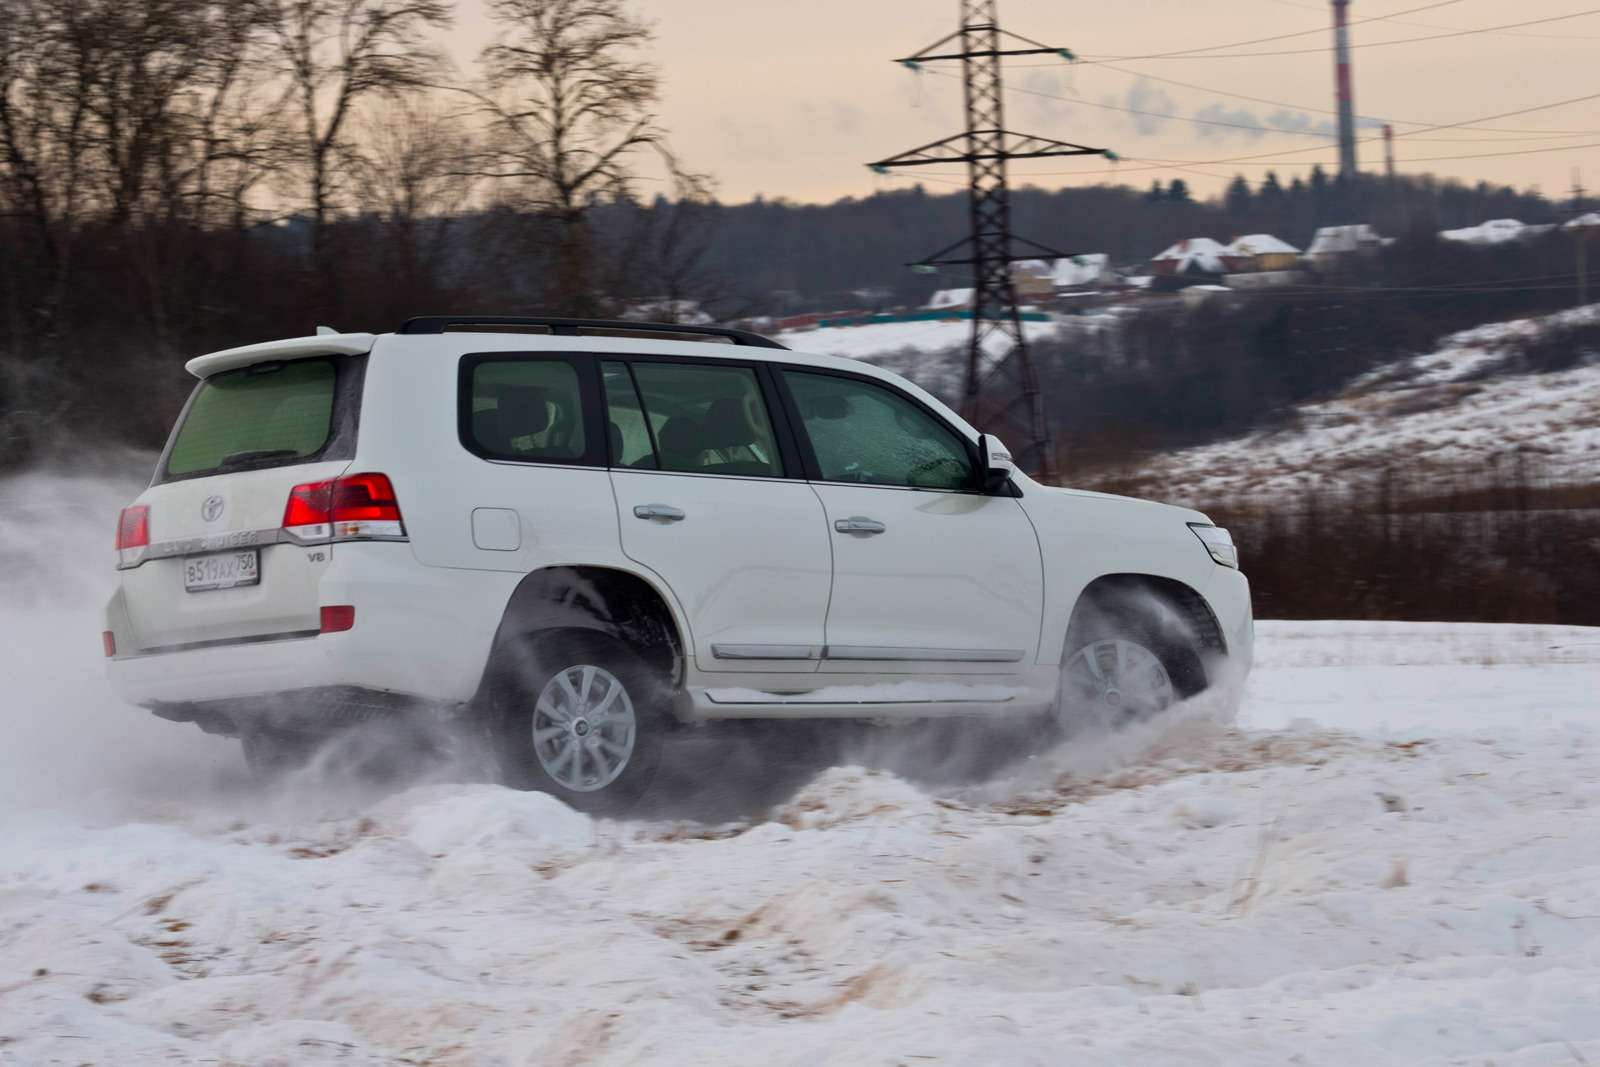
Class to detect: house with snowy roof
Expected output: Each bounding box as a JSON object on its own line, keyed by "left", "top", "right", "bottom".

{"left": 621, "top": 299, "right": 713, "bottom": 325}
{"left": 1306, "top": 224, "right": 1388, "bottom": 272}
{"left": 1438, "top": 219, "right": 1554, "bottom": 246}
{"left": 1221, "top": 234, "right": 1302, "bottom": 273}
{"left": 1150, "top": 237, "right": 1228, "bottom": 278}
{"left": 1011, "top": 254, "right": 1117, "bottom": 296}
{"left": 1051, "top": 253, "right": 1115, "bottom": 291}
{"left": 925, "top": 288, "right": 975, "bottom": 314}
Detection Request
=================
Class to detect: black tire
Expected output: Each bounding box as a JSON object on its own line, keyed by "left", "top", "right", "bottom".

{"left": 1053, "top": 592, "right": 1208, "bottom": 737}
{"left": 485, "top": 631, "right": 668, "bottom": 814}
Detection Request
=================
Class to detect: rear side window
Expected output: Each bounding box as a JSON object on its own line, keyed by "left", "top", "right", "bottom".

{"left": 164, "top": 359, "right": 337, "bottom": 479}
{"left": 601, "top": 361, "right": 658, "bottom": 469}
{"left": 466, "top": 358, "right": 588, "bottom": 462}
{"left": 629, "top": 362, "right": 783, "bottom": 477}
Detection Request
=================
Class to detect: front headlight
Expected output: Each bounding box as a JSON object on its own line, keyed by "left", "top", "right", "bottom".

{"left": 1188, "top": 523, "right": 1238, "bottom": 568}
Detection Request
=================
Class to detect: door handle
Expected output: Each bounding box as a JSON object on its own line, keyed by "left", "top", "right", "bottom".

{"left": 834, "top": 516, "right": 886, "bottom": 535}
{"left": 633, "top": 503, "right": 686, "bottom": 522}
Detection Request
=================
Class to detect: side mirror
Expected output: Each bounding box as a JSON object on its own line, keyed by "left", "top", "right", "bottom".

{"left": 977, "top": 433, "right": 1015, "bottom": 494}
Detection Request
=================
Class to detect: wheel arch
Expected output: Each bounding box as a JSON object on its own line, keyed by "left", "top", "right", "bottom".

{"left": 1061, "top": 573, "right": 1226, "bottom": 692}
{"left": 477, "top": 565, "right": 687, "bottom": 698}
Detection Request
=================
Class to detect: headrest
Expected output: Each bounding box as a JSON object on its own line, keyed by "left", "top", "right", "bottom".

{"left": 607, "top": 420, "right": 624, "bottom": 460}
{"left": 701, "top": 396, "right": 756, "bottom": 450}
{"left": 494, "top": 386, "right": 551, "bottom": 437}
{"left": 472, "top": 407, "right": 500, "bottom": 448}
{"left": 656, "top": 417, "right": 701, "bottom": 467}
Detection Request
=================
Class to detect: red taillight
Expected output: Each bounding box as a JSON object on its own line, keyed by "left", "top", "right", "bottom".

{"left": 283, "top": 481, "right": 335, "bottom": 529}
{"left": 115, "top": 505, "right": 149, "bottom": 550}
{"left": 102, "top": 631, "right": 117, "bottom": 658}
{"left": 282, "top": 473, "right": 405, "bottom": 543}
{"left": 331, "top": 473, "right": 403, "bottom": 523}
{"left": 320, "top": 605, "right": 355, "bottom": 633}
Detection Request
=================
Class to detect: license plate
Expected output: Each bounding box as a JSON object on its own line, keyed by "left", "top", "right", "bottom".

{"left": 183, "top": 550, "right": 260, "bottom": 592}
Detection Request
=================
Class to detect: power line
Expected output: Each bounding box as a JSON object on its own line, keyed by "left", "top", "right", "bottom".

{"left": 1260, "top": 0, "right": 1600, "bottom": 41}
{"left": 1075, "top": 8, "right": 1600, "bottom": 62}
{"left": 1078, "top": 0, "right": 1471, "bottom": 64}
{"left": 1009, "top": 58, "right": 1600, "bottom": 138}
{"left": 1068, "top": 87, "right": 1600, "bottom": 176}
{"left": 950, "top": 67, "right": 1600, "bottom": 146}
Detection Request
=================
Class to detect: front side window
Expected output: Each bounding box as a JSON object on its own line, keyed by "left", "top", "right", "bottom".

{"left": 165, "top": 359, "right": 337, "bottom": 479}
{"left": 783, "top": 371, "right": 974, "bottom": 490}
{"left": 629, "top": 362, "right": 782, "bottom": 477}
{"left": 466, "top": 358, "right": 587, "bottom": 461}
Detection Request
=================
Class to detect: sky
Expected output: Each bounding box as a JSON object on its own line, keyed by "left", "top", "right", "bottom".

{"left": 448, "top": 1, "right": 1600, "bottom": 207}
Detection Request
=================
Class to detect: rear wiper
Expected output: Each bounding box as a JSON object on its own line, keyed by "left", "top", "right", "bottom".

{"left": 215, "top": 448, "right": 301, "bottom": 470}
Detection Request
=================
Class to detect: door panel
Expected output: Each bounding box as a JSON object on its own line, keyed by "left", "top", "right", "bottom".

{"left": 611, "top": 471, "right": 830, "bottom": 672}
{"left": 604, "top": 358, "right": 829, "bottom": 673}
{"left": 777, "top": 367, "right": 1043, "bottom": 674}
{"left": 810, "top": 484, "right": 1043, "bottom": 673}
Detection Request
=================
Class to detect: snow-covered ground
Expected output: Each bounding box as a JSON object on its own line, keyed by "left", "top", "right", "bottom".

{"left": 776, "top": 316, "right": 1066, "bottom": 362}
{"left": 1108, "top": 307, "right": 1600, "bottom": 505}
{"left": 3, "top": 472, "right": 1599, "bottom": 1065}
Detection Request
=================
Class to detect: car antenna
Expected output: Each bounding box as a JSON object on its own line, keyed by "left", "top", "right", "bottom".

{"left": 315, "top": 325, "right": 339, "bottom": 336}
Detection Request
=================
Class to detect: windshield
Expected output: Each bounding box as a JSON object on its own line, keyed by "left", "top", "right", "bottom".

{"left": 162, "top": 359, "right": 340, "bottom": 481}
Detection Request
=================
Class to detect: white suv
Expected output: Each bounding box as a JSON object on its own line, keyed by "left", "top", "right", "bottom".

{"left": 104, "top": 317, "right": 1252, "bottom": 808}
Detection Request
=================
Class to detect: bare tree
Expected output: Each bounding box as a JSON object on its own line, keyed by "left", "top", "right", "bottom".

{"left": 470, "top": 0, "right": 692, "bottom": 315}
{"left": 352, "top": 98, "right": 474, "bottom": 293}
{"left": 260, "top": 0, "right": 452, "bottom": 276}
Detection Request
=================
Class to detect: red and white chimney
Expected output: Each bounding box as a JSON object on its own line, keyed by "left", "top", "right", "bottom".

{"left": 1333, "top": 0, "right": 1358, "bottom": 178}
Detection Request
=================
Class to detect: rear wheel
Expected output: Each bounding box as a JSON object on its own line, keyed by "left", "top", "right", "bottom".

{"left": 486, "top": 632, "right": 667, "bottom": 813}
{"left": 1054, "top": 594, "right": 1206, "bottom": 736}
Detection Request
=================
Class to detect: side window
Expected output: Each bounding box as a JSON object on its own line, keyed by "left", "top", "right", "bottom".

{"left": 629, "top": 362, "right": 783, "bottom": 477}
{"left": 466, "top": 358, "right": 588, "bottom": 462}
{"left": 601, "top": 361, "right": 658, "bottom": 469}
{"left": 783, "top": 371, "right": 974, "bottom": 491}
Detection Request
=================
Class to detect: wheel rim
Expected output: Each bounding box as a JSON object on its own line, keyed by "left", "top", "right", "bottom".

{"left": 531, "top": 664, "right": 637, "bottom": 792}
{"left": 1061, "top": 638, "right": 1176, "bottom": 726}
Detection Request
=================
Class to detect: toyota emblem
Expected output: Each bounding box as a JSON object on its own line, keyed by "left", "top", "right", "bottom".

{"left": 201, "top": 495, "right": 225, "bottom": 522}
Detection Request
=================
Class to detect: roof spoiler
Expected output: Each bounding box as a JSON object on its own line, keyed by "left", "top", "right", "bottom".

{"left": 186, "top": 332, "right": 377, "bottom": 378}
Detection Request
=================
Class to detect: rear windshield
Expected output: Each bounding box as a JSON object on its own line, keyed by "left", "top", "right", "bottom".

{"left": 163, "top": 359, "right": 341, "bottom": 480}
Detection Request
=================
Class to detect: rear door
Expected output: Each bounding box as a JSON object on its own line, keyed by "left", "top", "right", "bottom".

{"left": 604, "top": 358, "right": 831, "bottom": 672}
{"left": 776, "top": 368, "right": 1044, "bottom": 674}
{"left": 117, "top": 356, "right": 361, "bottom": 652}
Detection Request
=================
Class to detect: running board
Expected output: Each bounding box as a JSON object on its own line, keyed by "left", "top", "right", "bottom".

{"left": 694, "top": 683, "right": 1049, "bottom": 721}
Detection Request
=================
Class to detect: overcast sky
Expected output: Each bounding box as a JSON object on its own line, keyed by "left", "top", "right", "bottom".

{"left": 449, "top": 0, "right": 1600, "bottom": 206}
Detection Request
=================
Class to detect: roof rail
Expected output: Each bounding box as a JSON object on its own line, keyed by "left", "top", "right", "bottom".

{"left": 397, "top": 316, "right": 787, "bottom": 350}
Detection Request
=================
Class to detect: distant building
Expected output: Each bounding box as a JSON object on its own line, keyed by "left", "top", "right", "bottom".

{"left": 1438, "top": 218, "right": 1555, "bottom": 246}
{"left": 1012, "top": 255, "right": 1117, "bottom": 300}
{"left": 1009, "top": 262, "right": 1056, "bottom": 303}
{"left": 1051, "top": 253, "right": 1116, "bottom": 292}
{"left": 621, "top": 299, "right": 712, "bottom": 325}
{"left": 1150, "top": 237, "right": 1228, "bottom": 278}
{"left": 1221, "top": 234, "right": 1302, "bottom": 273}
{"left": 925, "top": 288, "right": 975, "bottom": 314}
{"left": 1306, "top": 224, "right": 1388, "bottom": 272}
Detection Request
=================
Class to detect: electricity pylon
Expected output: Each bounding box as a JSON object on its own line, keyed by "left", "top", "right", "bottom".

{"left": 869, "top": 0, "right": 1108, "bottom": 482}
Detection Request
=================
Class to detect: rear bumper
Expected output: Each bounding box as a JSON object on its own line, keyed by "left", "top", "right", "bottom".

{"left": 105, "top": 543, "right": 518, "bottom": 711}
{"left": 150, "top": 685, "right": 427, "bottom": 736}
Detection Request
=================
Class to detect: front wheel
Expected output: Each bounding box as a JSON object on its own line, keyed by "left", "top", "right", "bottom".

{"left": 1054, "top": 597, "right": 1207, "bottom": 737}
{"left": 486, "top": 632, "right": 667, "bottom": 814}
